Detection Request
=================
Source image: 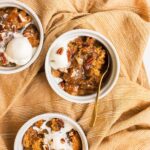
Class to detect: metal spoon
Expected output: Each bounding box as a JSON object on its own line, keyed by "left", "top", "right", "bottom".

{"left": 19, "top": 22, "right": 31, "bottom": 34}
{"left": 90, "top": 51, "right": 110, "bottom": 127}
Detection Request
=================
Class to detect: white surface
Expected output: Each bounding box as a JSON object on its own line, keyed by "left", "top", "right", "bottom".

{"left": 144, "top": 37, "right": 150, "bottom": 83}
{"left": 14, "top": 113, "right": 88, "bottom": 150}
{"left": 45, "top": 29, "right": 120, "bottom": 103}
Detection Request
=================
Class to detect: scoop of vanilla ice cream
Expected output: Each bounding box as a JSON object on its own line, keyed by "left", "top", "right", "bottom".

{"left": 50, "top": 47, "right": 69, "bottom": 70}
{"left": 5, "top": 37, "right": 33, "bottom": 65}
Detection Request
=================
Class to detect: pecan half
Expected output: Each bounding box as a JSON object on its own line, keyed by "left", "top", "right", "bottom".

{"left": 60, "top": 138, "right": 65, "bottom": 144}
{"left": 0, "top": 53, "right": 7, "bottom": 65}
{"left": 67, "top": 49, "right": 71, "bottom": 62}
{"left": 56, "top": 48, "right": 63, "bottom": 55}
{"left": 86, "top": 57, "right": 93, "bottom": 65}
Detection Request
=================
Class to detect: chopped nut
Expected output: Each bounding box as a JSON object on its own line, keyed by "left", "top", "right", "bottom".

{"left": 46, "top": 118, "right": 64, "bottom": 131}
{"left": 0, "top": 34, "right": 3, "bottom": 41}
{"left": 59, "top": 81, "right": 65, "bottom": 89}
{"left": 11, "top": 24, "right": 17, "bottom": 32}
{"left": 23, "top": 24, "right": 40, "bottom": 47}
{"left": 38, "top": 133, "right": 44, "bottom": 138}
{"left": 6, "top": 8, "right": 32, "bottom": 30}
{"left": 18, "top": 13, "right": 27, "bottom": 23}
{"left": 43, "top": 145, "right": 49, "bottom": 150}
{"left": 68, "top": 130, "right": 74, "bottom": 137}
{"left": 34, "top": 120, "right": 45, "bottom": 128}
{"left": 51, "top": 70, "right": 61, "bottom": 78}
{"left": 42, "top": 129, "right": 48, "bottom": 134}
{"left": 83, "top": 56, "right": 94, "bottom": 70}
{"left": 56, "top": 47, "right": 63, "bottom": 55}
{"left": 86, "top": 36, "right": 95, "bottom": 45}
{"left": 0, "top": 53, "right": 7, "bottom": 65}
{"left": 75, "top": 57, "right": 83, "bottom": 65}
{"left": 60, "top": 138, "right": 65, "bottom": 144}
{"left": 65, "top": 84, "right": 79, "bottom": 96}
{"left": 49, "top": 139, "right": 53, "bottom": 145}
{"left": 67, "top": 49, "right": 71, "bottom": 62}
{"left": 22, "top": 127, "right": 38, "bottom": 148}
{"left": 67, "top": 129, "right": 82, "bottom": 150}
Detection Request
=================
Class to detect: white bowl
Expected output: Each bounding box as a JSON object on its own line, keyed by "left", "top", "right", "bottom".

{"left": 0, "top": 0, "right": 44, "bottom": 74}
{"left": 45, "top": 29, "right": 120, "bottom": 103}
{"left": 14, "top": 113, "right": 88, "bottom": 150}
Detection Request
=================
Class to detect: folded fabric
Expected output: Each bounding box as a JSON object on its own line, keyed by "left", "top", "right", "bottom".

{"left": 0, "top": 0, "right": 150, "bottom": 149}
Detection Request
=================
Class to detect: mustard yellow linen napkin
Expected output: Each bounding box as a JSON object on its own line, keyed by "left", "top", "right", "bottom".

{"left": 0, "top": 0, "right": 150, "bottom": 149}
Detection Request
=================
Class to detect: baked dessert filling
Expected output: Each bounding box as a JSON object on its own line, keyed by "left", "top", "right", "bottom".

{"left": 0, "top": 7, "right": 40, "bottom": 67}
{"left": 23, "top": 118, "right": 82, "bottom": 150}
{"left": 50, "top": 36, "right": 107, "bottom": 96}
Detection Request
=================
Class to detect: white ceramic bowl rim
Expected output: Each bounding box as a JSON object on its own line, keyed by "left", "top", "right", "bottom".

{"left": 0, "top": 0, "right": 44, "bottom": 74}
{"left": 14, "top": 113, "right": 88, "bottom": 150}
{"left": 45, "top": 29, "right": 120, "bottom": 103}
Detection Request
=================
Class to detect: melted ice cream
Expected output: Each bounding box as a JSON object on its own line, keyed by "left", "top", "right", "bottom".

{"left": 33, "top": 119, "right": 74, "bottom": 150}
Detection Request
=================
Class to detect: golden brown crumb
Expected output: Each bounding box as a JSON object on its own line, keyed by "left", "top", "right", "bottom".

{"left": 46, "top": 118, "right": 64, "bottom": 131}
{"left": 5, "top": 8, "right": 32, "bottom": 30}
{"left": 67, "top": 129, "right": 82, "bottom": 150}
{"left": 22, "top": 127, "right": 38, "bottom": 148}
{"left": 60, "top": 138, "right": 65, "bottom": 144}
{"left": 32, "top": 138, "right": 44, "bottom": 150}
{"left": 34, "top": 120, "right": 45, "bottom": 128}
{"left": 23, "top": 24, "right": 40, "bottom": 47}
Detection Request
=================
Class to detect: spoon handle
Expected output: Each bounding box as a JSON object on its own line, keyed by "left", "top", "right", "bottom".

{"left": 90, "top": 53, "right": 110, "bottom": 127}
